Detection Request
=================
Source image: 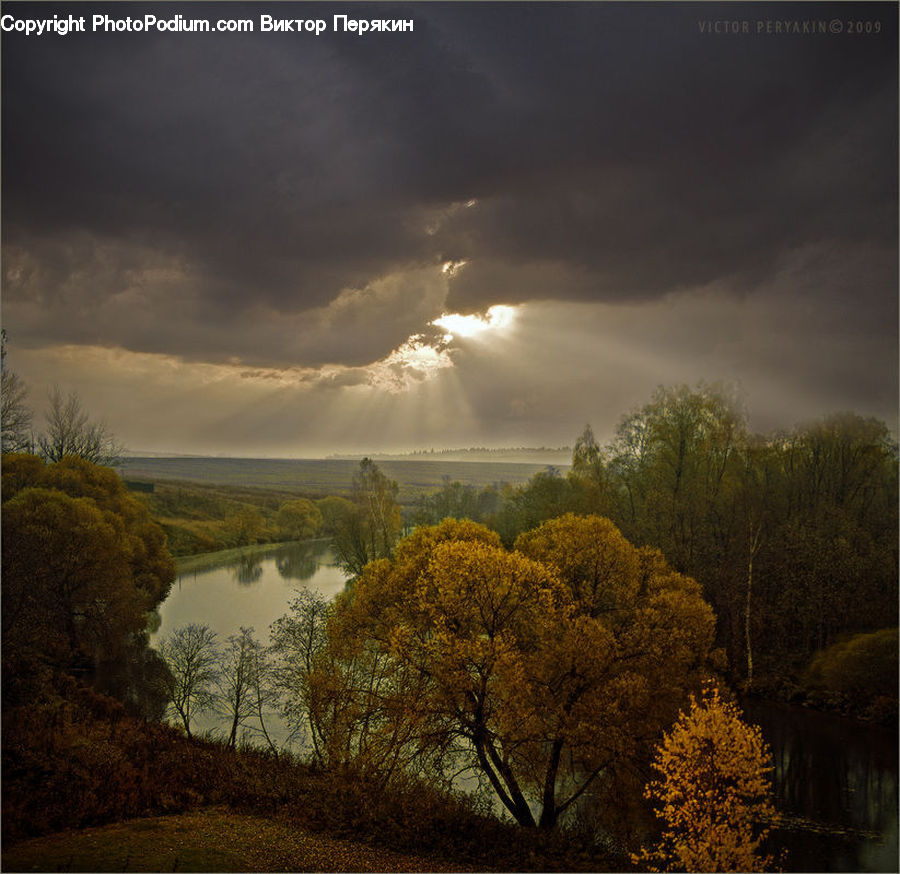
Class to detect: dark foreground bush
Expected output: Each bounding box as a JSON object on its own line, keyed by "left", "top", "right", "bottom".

{"left": 2, "top": 676, "right": 624, "bottom": 871}
{"left": 1, "top": 676, "right": 278, "bottom": 841}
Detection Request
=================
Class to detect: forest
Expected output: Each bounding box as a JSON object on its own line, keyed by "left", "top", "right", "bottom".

{"left": 1, "top": 381, "right": 897, "bottom": 872}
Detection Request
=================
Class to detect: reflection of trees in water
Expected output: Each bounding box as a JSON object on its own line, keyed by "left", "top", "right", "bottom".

{"left": 232, "top": 554, "right": 264, "bottom": 586}
{"left": 178, "top": 540, "right": 333, "bottom": 584}
{"left": 275, "top": 541, "right": 325, "bottom": 581}
{"left": 745, "top": 700, "right": 898, "bottom": 831}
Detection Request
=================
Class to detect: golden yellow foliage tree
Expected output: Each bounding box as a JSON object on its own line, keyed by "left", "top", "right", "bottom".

{"left": 634, "top": 685, "right": 777, "bottom": 872}
{"left": 319, "top": 515, "right": 716, "bottom": 829}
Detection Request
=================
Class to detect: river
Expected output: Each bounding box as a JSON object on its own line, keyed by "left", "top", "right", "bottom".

{"left": 152, "top": 539, "right": 348, "bottom": 745}
{"left": 155, "top": 539, "right": 348, "bottom": 643}
{"left": 153, "top": 542, "right": 898, "bottom": 871}
{"left": 744, "top": 698, "right": 898, "bottom": 872}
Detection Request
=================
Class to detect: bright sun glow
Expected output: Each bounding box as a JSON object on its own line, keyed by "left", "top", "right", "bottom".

{"left": 367, "top": 334, "right": 454, "bottom": 392}
{"left": 431, "top": 305, "right": 515, "bottom": 340}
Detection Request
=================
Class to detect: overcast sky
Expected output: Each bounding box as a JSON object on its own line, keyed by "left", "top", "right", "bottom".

{"left": 2, "top": 1, "right": 897, "bottom": 456}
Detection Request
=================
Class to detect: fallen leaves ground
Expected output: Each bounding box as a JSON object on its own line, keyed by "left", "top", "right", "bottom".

{"left": 2, "top": 806, "right": 469, "bottom": 872}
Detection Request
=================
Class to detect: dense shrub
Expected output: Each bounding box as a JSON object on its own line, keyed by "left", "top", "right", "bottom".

{"left": 806, "top": 628, "right": 898, "bottom": 722}
{"left": 1, "top": 676, "right": 622, "bottom": 870}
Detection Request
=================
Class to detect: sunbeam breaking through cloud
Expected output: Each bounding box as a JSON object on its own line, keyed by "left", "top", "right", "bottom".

{"left": 432, "top": 305, "right": 516, "bottom": 341}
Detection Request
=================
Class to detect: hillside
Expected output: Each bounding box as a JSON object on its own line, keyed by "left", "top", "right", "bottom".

{"left": 2, "top": 807, "right": 461, "bottom": 873}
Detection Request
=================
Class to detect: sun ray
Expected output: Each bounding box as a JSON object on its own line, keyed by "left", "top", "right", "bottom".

{"left": 432, "top": 305, "right": 516, "bottom": 340}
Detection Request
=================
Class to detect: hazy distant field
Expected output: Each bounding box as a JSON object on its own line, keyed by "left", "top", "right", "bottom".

{"left": 119, "top": 456, "right": 564, "bottom": 504}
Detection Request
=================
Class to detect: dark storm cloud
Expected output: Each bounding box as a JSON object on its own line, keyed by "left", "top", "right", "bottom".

{"left": 2, "top": 1, "right": 897, "bottom": 367}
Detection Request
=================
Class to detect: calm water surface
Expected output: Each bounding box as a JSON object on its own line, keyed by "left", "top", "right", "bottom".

{"left": 744, "top": 698, "right": 898, "bottom": 872}
{"left": 154, "top": 540, "right": 348, "bottom": 644}
{"left": 152, "top": 540, "right": 348, "bottom": 745}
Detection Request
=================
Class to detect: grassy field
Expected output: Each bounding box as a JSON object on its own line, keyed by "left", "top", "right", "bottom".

{"left": 118, "top": 457, "right": 562, "bottom": 556}
{"left": 119, "top": 456, "right": 562, "bottom": 504}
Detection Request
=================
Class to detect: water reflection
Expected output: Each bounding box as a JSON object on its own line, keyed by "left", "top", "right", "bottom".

{"left": 275, "top": 541, "right": 322, "bottom": 581}
{"left": 154, "top": 540, "right": 348, "bottom": 645}
{"left": 217, "top": 542, "right": 327, "bottom": 586}
{"left": 233, "top": 553, "right": 263, "bottom": 585}
{"left": 744, "top": 698, "right": 899, "bottom": 872}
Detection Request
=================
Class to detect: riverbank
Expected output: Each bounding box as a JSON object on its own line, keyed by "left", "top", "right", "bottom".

{"left": 1, "top": 679, "right": 622, "bottom": 873}
{"left": 175, "top": 538, "right": 331, "bottom": 575}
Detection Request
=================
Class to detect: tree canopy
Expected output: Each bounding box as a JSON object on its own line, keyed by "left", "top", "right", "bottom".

{"left": 414, "top": 384, "right": 897, "bottom": 695}
{"left": 2, "top": 454, "right": 175, "bottom": 707}
{"left": 276, "top": 498, "right": 322, "bottom": 541}
{"left": 299, "top": 515, "right": 716, "bottom": 829}
{"left": 634, "top": 686, "right": 776, "bottom": 872}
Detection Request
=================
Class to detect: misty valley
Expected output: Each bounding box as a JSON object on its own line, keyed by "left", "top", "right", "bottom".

{"left": 3, "top": 384, "right": 897, "bottom": 872}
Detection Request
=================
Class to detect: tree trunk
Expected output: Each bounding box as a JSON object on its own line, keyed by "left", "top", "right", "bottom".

{"left": 474, "top": 732, "right": 536, "bottom": 827}
{"left": 538, "top": 738, "right": 565, "bottom": 829}
{"left": 745, "top": 524, "right": 761, "bottom": 690}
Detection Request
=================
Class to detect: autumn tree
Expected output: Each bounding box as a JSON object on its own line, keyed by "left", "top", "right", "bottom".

{"left": 317, "top": 516, "right": 716, "bottom": 829}
{"left": 3, "top": 488, "right": 150, "bottom": 671}
{"left": 634, "top": 685, "right": 776, "bottom": 872}
{"left": 224, "top": 506, "right": 266, "bottom": 547}
{"left": 1, "top": 454, "right": 175, "bottom": 706}
{"left": 609, "top": 383, "right": 747, "bottom": 573}
{"left": 276, "top": 498, "right": 322, "bottom": 541}
{"left": 566, "top": 424, "right": 620, "bottom": 518}
{"left": 316, "top": 496, "right": 356, "bottom": 535}
{"left": 272, "top": 585, "right": 439, "bottom": 778}
{"left": 37, "top": 386, "right": 124, "bottom": 466}
{"left": 244, "top": 632, "right": 281, "bottom": 754}
{"left": 217, "top": 626, "right": 275, "bottom": 748}
{"left": 159, "top": 623, "right": 220, "bottom": 739}
{"left": 270, "top": 590, "right": 334, "bottom": 761}
{"left": 806, "top": 627, "right": 898, "bottom": 719}
{"left": 756, "top": 414, "right": 898, "bottom": 663}
{"left": 331, "top": 458, "right": 402, "bottom": 576}
{"left": 563, "top": 387, "right": 898, "bottom": 688}
{"left": 491, "top": 469, "right": 578, "bottom": 545}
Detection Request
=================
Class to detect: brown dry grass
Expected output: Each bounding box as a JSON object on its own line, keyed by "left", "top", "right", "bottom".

{"left": 2, "top": 806, "right": 469, "bottom": 873}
